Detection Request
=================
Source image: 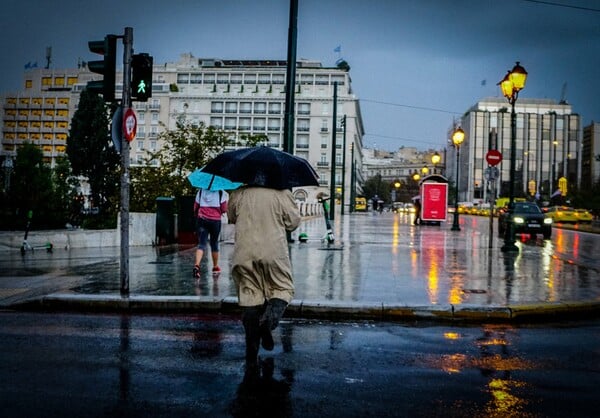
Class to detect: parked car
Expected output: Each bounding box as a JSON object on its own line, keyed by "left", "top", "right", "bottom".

{"left": 574, "top": 208, "right": 593, "bottom": 224}
{"left": 498, "top": 202, "right": 552, "bottom": 239}
{"left": 545, "top": 206, "right": 578, "bottom": 223}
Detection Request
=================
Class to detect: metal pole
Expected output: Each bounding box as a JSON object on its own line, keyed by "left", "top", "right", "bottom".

{"left": 451, "top": 145, "right": 461, "bottom": 231}
{"left": 349, "top": 143, "right": 355, "bottom": 213}
{"left": 341, "top": 115, "right": 347, "bottom": 215}
{"left": 329, "top": 82, "right": 337, "bottom": 221}
{"left": 282, "top": 0, "right": 298, "bottom": 154}
{"left": 120, "top": 27, "right": 133, "bottom": 296}
{"left": 501, "top": 99, "right": 519, "bottom": 252}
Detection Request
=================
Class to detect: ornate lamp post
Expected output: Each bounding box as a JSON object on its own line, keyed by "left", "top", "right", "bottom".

{"left": 498, "top": 61, "right": 528, "bottom": 252}
{"left": 431, "top": 152, "right": 441, "bottom": 174}
{"left": 451, "top": 127, "right": 465, "bottom": 231}
{"left": 421, "top": 165, "right": 429, "bottom": 177}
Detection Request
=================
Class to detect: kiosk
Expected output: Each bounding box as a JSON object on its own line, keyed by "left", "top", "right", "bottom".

{"left": 418, "top": 174, "right": 449, "bottom": 225}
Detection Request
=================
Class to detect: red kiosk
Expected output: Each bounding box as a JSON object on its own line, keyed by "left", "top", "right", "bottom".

{"left": 418, "top": 174, "right": 449, "bottom": 225}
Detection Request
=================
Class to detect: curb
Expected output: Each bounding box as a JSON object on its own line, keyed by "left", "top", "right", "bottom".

{"left": 9, "top": 294, "right": 600, "bottom": 323}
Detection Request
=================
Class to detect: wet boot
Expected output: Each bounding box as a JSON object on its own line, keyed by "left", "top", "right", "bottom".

{"left": 242, "top": 306, "right": 262, "bottom": 366}
{"left": 259, "top": 298, "right": 288, "bottom": 351}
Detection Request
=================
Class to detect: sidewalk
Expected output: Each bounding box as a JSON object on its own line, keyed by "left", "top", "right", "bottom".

{"left": 2, "top": 213, "right": 600, "bottom": 322}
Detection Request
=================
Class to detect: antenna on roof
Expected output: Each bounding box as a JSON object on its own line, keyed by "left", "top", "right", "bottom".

{"left": 559, "top": 82, "right": 568, "bottom": 104}
{"left": 45, "top": 47, "right": 52, "bottom": 69}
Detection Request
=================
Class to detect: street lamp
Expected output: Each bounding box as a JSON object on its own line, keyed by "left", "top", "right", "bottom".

{"left": 552, "top": 140, "right": 558, "bottom": 192}
{"left": 451, "top": 127, "right": 465, "bottom": 231}
{"left": 421, "top": 165, "right": 429, "bottom": 177}
{"left": 431, "top": 152, "right": 441, "bottom": 174}
{"left": 498, "top": 61, "right": 527, "bottom": 252}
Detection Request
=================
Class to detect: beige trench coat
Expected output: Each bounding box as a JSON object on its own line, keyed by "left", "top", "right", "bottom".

{"left": 227, "top": 187, "right": 301, "bottom": 306}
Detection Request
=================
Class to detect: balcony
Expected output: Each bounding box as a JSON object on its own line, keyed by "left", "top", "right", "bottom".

{"left": 317, "top": 161, "right": 329, "bottom": 167}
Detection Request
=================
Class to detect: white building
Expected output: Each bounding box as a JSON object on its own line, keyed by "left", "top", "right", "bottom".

{"left": 1, "top": 54, "right": 365, "bottom": 207}
{"left": 448, "top": 97, "right": 582, "bottom": 203}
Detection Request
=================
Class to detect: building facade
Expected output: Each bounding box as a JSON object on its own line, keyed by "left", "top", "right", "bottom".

{"left": 1, "top": 54, "right": 365, "bottom": 207}
{"left": 581, "top": 122, "right": 600, "bottom": 189}
{"left": 448, "top": 97, "right": 581, "bottom": 204}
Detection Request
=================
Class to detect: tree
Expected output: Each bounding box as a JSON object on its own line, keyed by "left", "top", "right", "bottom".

{"left": 6, "top": 142, "right": 54, "bottom": 229}
{"left": 51, "top": 156, "right": 81, "bottom": 227}
{"left": 67, "top": 89, "right": 120, "bottom": 227}
{"left": 130, "top": 119, "right": 266, "bottom": 212}
{"left": 362, "top": 174, "right": 391, "bottom": 204}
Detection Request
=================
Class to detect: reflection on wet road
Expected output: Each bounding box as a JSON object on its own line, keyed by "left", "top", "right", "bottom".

{"left": 2, "top": 213, "right": 599, "bottom": 307}
{"left": 2, "top": 311, "right": 599, "bottom": 417}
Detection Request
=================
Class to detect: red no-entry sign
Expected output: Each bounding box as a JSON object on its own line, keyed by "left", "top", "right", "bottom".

{"left": 485, "top": 149, "right": 502, "bottom": 166}
{"left": 123, "top": 107, "right": 137, "bottom": 142}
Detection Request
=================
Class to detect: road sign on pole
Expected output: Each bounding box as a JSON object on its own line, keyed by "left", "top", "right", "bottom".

{"left": 486, "top": 149, "right": 503, "bottom": 166}
{"left": 123, "top": 107, "right": 137, "bottom": 142}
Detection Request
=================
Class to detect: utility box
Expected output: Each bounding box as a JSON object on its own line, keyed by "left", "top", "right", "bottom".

{"left": 155, "top": 197, "right": 176, "bottom": 245}
{"left": 419, "top": 174, "right": 449, "bottom": 225}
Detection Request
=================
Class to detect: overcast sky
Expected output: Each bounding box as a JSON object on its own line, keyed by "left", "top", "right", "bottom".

{"left": 2, "top": 0, "right": 599, "bottom": 151}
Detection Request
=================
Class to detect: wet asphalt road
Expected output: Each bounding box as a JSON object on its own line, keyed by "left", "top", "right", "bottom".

{"left": 1, "top": 311, "right": 599, "bottom": 417}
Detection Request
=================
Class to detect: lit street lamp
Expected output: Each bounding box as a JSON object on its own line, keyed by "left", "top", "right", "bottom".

{"left": 421, "top": 165, "right": 429, "bottom": 177}
{"left": 431, "top": 152, "right": 441, "bottom": 174}
{"left": 498, "top": 61, "right": 528, "bottom": 252}
{"left": 451, "top": 127, "right": 465, "bottom": 231}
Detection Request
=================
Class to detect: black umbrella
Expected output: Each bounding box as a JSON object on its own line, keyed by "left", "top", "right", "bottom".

{"left": 201, "top": 146, "right": 319, "bottom": 190}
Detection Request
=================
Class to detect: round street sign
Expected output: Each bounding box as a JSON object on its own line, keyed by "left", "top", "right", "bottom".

{"left": 123, "top": 107, "right": 137, "bottom": 142}
{"left": 485, "top": 149, "right": 502, "bottom": 166}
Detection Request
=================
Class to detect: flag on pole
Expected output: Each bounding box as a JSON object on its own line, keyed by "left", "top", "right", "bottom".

{"left": 334, "top": 45, "right": 341, "bottom": 53}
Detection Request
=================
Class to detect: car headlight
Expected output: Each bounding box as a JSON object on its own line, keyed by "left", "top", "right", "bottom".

{"left": 513, "top": 216, "right": 525, "bottom": 224}
{"left": 544, "top": 218, "right": 553, "bottom": 225}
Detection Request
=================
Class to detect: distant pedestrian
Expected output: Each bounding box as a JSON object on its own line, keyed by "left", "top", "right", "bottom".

{"left": 193, "top": 188, "right": 228, "bottom": 278}
{"left": 413, "top": 198, "right": 421, "bottom": 225}
{"left": 227, "top": 186, "right": 301, "bottom": 366}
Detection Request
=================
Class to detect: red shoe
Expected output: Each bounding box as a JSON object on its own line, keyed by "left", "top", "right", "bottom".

{"left": 212, "top": 266, "right": 221, "bottom": 274}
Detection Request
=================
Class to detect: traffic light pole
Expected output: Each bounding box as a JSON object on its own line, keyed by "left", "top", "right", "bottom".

{"left": 120, "top": 27, "right": 133, "bottom": 297}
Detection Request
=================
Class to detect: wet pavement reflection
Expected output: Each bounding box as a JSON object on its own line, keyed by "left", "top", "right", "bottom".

{"left": 2, "top": 212, "right": 600, "bottom": 307}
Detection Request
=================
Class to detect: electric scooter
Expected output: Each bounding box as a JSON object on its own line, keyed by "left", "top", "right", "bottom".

{"left": 20, "top": 210, "right": 53, "bottom": 255}
{"left": 318, "top": 196, "right": 335, "bottom": 244}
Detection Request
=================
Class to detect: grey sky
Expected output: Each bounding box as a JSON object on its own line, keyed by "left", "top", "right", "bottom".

{"left": 2, "top": 0, "right": 599, "bottom": 150}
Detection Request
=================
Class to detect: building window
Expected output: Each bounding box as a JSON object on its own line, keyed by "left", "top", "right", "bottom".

{"left": 254, "top": 102, "right": 266, "bottom": 114}
{"left": 296, "top": 134, "right": 309, "bottom": 149}
{"left": 297, "top": 118, "right": 310, "bottom": 132}
{"left": 177, "top": 73, "right": 190, "bottom": 84}
{"left": 210, "top": 117, "right": 223, "bottom": 128}
{"left": 244, "top": 74, "right": 257, "bottom": 84}
{"left": 321, "top": 103, "right": 329, "bottom": 115}
{"left": 204, "top": 74, "right": 215, "bottom": 84}
{"left": 300, "top": 74, "right": 313, "bottom": 85}
{"left": 230, "top": 73, "right": 242, "bottom": 84}
{"left": 225, "top": 102, "right": 237, "bottom": 113}
{"left": 239, "top": 118, "right": 251, "bottom": 131}
{"left": 298, "top": 102, "right": 311, "bottom": 115}
{"left": 316, "top": 75, "right": 329, "bottom": 85}
{"left": 225, "top": 117, "right": 237, "bottom": 130}
{"left": 258, "top": 74, "right": 271, "bottom": 84}
{"left": 190, "top": 73, "right": 202, "bottom": 84}
{"left": 320, "top": 119, "right": 328, "bottom": 132}
{"left": 268, "top": 102, "right": 282, "bottom": 114}
{"left": 211, "top": 101, "right": 224, "bottom": 113}
{"left": 268, "top": 133, "right": 280, "bottom": 147}
{"left": 253, "top": 118, "right": 266, "bottom": 131}
{"left": 268, "top": 118, "right": 281, "bottom": 131}
{"left": 151, "top": 113, "right": 159, "bottom": 124}
{"left": 272, "top": 74, "right": 285, "bottom": 84}
{"left": 217, "top": 74, "right": 229, "bottom": 84}
{"left": 240, "top": 102, "right": 252, "bottom": 113}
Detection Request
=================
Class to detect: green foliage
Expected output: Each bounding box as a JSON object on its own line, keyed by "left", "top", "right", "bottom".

{"left": 362, "top": 174, "right": 391, "bottom": 203}
{"left": 67, "top": 89, "right": 120, "bottom": 227}
{"left": 130, "top": 119, "right": 234, "bottom": 212}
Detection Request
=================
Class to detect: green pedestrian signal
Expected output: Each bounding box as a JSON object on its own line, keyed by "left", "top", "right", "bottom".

{"left": 131, "top": 53, "right": 153, "bottom": 102}
{"left": 86, "top": 35, "right": 117, "bottom": 102}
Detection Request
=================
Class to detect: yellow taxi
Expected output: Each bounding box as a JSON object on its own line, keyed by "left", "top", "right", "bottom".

{"left": 545, "top": 206, "right": 578, "bottom": 223}
{"left": 574, "top": 208, "right": 593, "bottom": 224}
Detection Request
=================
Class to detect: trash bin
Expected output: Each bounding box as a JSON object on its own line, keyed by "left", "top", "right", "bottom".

{"left": 155, "top": 197, "right": 176, "bottom": 245}
{"left": 177, "top": 195, "right": 196, "bottom": 245}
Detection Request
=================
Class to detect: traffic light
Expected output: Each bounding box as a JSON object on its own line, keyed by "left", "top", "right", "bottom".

{"left": 87, "top": 35, "right": 117, "bottom": 102}
{"left": 131, "top": 53, "right": 153, "bottom": 102}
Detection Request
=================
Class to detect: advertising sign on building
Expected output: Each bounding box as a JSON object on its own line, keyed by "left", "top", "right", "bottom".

{"left": 421, "top": 182, "right": 448, "bottom": 222}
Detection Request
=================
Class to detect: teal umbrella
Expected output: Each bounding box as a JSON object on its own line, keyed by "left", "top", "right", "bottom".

{"left": 187, "top": 169, "right": 243, "bottom": 191}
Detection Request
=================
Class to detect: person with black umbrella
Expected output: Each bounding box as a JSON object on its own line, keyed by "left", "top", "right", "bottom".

{"left": 228, "top": 185, "right": 301, "bottom": 366}
{"left": 202, "top": 147, "right": 316, "bottom": 366}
